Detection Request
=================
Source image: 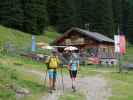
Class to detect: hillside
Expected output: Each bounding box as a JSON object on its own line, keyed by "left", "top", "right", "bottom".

{"left": 0, "top": 25, "right": 60, "bottom": 49}
{"left": 1, "top": 25, "right": 133, "bottom": 100}
{"left": 0, "top": 26, "right": 60, "bottom": 100}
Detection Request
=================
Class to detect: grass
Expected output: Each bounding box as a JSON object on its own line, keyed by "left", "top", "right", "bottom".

{"left": 59, "top": 91, "right": 86, "bottom": 100}
{"left": 1, "top": 25, "right": 133, "bottom": 100}
{"left": 0, "top": 25, "right": 60, "bottom": 100}
{"left": 0, "top": 25, "right": 31, "bottom": 48}
{"left": 78, "top": 65, "right": 97, "bottom": 77}
{"left": 0, "top": 25, "right": 60, "bottom": 49}
{"left": 104, "top": 72, "right": 133, "bottom": 100}
{"left": 103, "top": 47, "right": 133, "bottom": 100}
{"left": 90, "top": 47, "right": 133, "bottom": 100}
{"left": 70, "top": 47, "right": 133, "bottom": 100}
{"left": 0, "top": 88, "right": 16, "bottom": 100}
{"left": 0, "top": 68, "right": 44, "bottom": 100}
{"left": 0, "top": 55, "right": 48, "bottom": 100}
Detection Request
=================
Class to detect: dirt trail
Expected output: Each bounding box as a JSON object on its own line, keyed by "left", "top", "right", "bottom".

{"left": 78, "top": 76, "right": 112, "bottom": 100}
{"left": 27, "top": 70, "right": 112, "bottom": 100}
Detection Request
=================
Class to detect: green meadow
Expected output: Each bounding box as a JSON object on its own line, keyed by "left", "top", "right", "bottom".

{"left": 0, "top": 25, "right": 133, "bottom": 100}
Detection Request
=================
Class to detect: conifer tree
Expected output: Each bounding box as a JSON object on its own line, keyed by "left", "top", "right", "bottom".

{"left": 0, "top": 0, "right": 23, "bottom": 29}
{"left": 92, "top": 0, "right": 114, "bottom": 37}
{"left": 56, "top": 0, "right": 81, "bottom": 32}
{"left": 22, "top": 0, "right": 48, "bottom": 34}
{"left": 127, "top": 1, "right": 133, "bottom": 43}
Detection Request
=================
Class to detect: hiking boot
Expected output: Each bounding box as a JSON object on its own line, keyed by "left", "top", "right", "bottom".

{"left": 48, "top": 88, "right": 53, "bottom": 93}
{"left": 72, "top": 86, "right": 76, "bottom": 92}
{"left": 48, "top": 90, "right": 52, "bottom": 93}
{"left": 72, "top": 85, "right": 74, "bottom": 89}
{"left": 52, "top": 87, "right": 56, "bottom": 91}
{"left": 73, "top": 88, "right": 76, "bottom": 92}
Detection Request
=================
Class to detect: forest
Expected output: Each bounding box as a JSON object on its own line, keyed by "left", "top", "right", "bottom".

{"left": 0, "top": 0, "right": 133, "bottom": 43}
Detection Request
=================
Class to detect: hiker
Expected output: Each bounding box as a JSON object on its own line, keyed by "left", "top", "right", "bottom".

{"left": 67, "top": 52, "right": 80, "bottom": 92}
{"left": 46, "top": 49, "right": 60, "bottom": 93}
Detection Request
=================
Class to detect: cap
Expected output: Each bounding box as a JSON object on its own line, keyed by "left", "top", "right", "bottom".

{"left": 52, "top": 49, "right": 57, "bottom": 53}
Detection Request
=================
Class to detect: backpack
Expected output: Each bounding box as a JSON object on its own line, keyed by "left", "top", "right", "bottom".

{"left": 69, "top": 59, "right": 79, "bottom": 70}
{"left": 48, "top": 56, "right": 59, "bottom": 69}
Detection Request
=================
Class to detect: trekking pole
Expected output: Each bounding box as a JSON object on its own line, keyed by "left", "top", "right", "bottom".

{"left": 44, "top": 68, "right": 48, "bottom": 86}
{"left": 60, "top": 67, "right": 64, "bottom": 92}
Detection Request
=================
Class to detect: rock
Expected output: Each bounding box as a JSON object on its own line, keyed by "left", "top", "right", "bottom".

{"left": 15, "top": 87, "right": 30, "bottom": 95}
{"left": 6, "top": 84, "right": 31, "bottom": 95}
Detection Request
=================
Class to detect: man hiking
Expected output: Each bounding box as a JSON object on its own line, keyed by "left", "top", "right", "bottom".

{"left": 67, "top": 52, "right": 80, "bottom": 92}
{"left": 46, "top": 49, "right": 60, "bottom": 93}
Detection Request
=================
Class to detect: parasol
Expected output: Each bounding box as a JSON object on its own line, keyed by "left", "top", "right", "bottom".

{"left": 41, "top": 46, "right": 54, "bottom": 50}
{"left": 64, "top": 46, "right": 78, "bottom": 51}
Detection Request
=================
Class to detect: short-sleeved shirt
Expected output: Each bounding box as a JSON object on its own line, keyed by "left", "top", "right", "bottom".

{"left": 69, "top": 60, "right": 79, "bottom": 71}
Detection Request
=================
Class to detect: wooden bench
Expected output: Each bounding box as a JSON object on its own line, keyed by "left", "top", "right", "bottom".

{"left": 21, "top": 53, "right": 49, "bottom": 62}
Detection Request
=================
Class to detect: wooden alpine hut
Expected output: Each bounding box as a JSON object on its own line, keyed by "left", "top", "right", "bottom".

{"left": 53, "top": 27, "right": 116, "bottom": 64}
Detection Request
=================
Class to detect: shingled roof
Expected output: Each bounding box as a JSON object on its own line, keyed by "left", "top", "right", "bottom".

{"left": 54, "top": 27, "right": 114, "bottom": 44}
{"left": 70, "top": 28, "right": 114, "bottom": 43}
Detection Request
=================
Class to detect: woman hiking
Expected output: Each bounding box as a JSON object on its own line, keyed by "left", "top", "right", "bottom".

{"left": 67, "top": 52, "right": 80, "bottom": 92}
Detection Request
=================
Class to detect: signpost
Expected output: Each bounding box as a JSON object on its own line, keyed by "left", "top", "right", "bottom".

{"left": 32, "top": 35, "right": 36, "bottom": 52}
{"left": 114, "top": 35, "right": 126, "bottom": 72}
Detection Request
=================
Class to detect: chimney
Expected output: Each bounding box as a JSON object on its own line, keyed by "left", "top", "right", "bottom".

{"left": 85, "top": 23, "right": 90, "bottom": 31}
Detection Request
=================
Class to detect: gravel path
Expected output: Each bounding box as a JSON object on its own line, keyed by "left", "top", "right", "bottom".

{"left": 78, "top": 76, "right": 112, "bottom": 100}
{"left": 27, "top": 70, "right": 112, "bottom": 100}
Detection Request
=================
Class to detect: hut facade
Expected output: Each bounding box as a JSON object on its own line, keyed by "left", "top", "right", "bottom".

{"left": 53, "top": 27, "right": 116, "bottom": 64}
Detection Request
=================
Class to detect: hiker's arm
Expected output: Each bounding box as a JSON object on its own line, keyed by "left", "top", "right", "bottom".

{"left": 78, "top": 64, "right": 80, "bottom": 71}
{"left": 77, "top": 60, "right": 80, "bottom": 71}
{"left": 45, "top": 56, "right": 50, "bottom": 63}
{"left": 67, "top": 64, "right": 71, "bottom": 70}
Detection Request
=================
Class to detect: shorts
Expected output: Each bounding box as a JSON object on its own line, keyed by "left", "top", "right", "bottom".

{"left": 48, "top": 69, "right": 57, "bottom": 79}
{"left": 69, "top": 70, "right": 77, "bottom": 79}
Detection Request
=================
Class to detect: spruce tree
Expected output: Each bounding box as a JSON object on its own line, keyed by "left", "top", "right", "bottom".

{"left": 112, "top": 0, "right": 122, "bottom": 24}
{"left": 127, "top": 1, "right": 133, "bottom": 43}
{"left": 46, "top": 0, "right": 58, "bottom": 25}
{"left": 78, "top": 0, "right": 94, "bottom": 29}
{"left": 93, "top": 0, "right": 114, "bottom": 37}
{"left": 0, "top": 0, "right": 23, "bottom": 30}
{"left": 22, "top": 0, "right": 48, "bottom": 35}
{"left": 56, "top": 0, "right": 81, "bottom": 32}
{"left": 112, "top": 0, "right": 122, "bottom": 33}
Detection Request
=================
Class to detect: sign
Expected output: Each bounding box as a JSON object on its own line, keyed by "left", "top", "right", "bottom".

{"left": 119, "top": 35, "right": 126, "bottom": 55}
{"left": 32, "top": 35, "right": 36, "bottom": 52}
{"left": 114, "top": 35, "right": 120, "bottom": 53}
{"left": 114, "top": 35, "right": 126, "bottom": 55}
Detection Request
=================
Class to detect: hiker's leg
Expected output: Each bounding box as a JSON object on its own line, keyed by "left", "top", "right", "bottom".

{"left": 48, "top": 70, "right": 53, "bottom": 92}
{"left": 49, "top": 78, "right": 52, "bottom": 88}
{"left": 52, "top": 70, "right": 57, "bottom": 90}
{"left": 72, "top": 78, "right": 74, "bottom": 88}
{"left": 70, "top": 71, "right": 75, "bottom": 89}
{"left": 69, "top": 70, "right": 74, "bottom": 89}
{"left": 72, "top": 71, "right": 77, "bottom": 91}
{"left": 69, "top": 70, "right": 73, "bottom": 80}
{"left": 69, "top": 70, "right": 73, "bottom": 85}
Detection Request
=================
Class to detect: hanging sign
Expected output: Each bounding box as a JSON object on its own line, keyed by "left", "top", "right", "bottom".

{"left": 119, "top": 35, "right": 126, "bottom": 55}
{"left": 114, "top": 35, "right": 120, "bottom": 53}
{"left": 114, "top": 35, "right": 126, "bottom": 55}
